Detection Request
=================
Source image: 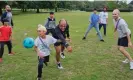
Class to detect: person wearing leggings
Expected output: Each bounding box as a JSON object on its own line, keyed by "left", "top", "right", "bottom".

{"left": 0, "top": 19, "right": 13, "bottom": 63}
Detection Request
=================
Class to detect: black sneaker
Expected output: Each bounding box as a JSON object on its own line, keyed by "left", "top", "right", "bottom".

{"left": 100, "top": 39, "right": 104, "bottom": 42}
{"left": 60, "top": 52, "right": 65, "bottom": 59}
{"left": 37, "top": 77, "right": 41, "bottom": 80}
{"left": 82, "top": 37, "right": 86, "bottom": 40}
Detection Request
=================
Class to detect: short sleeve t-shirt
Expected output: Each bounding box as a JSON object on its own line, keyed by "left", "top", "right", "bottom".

{"left": 99, "top": 11, "right": 108, "bottom": 24}
{"left": 114, "top": 18, "right": 131, "bottom": 38}
{"left": 34, "top": 35, "right": 57, "bottom": 56}
{"left": 0, "top": 26, "right": 12, "bottom": 41}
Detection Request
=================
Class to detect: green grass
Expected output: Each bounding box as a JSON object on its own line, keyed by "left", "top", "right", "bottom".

{"left": 0, "top": 12, "right": 133, "bottom": 80}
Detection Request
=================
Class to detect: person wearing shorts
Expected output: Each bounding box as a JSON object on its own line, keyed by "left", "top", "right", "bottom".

{"left": 113, "top": 9, "right": 133, "bottom": 70}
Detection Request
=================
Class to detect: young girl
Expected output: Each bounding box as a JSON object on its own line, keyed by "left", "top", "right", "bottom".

{"left": 0, "top": 19, "right": 13, "bottom": 63}
{"left": 34, "top": 24, "right": 57, "bottom": 80}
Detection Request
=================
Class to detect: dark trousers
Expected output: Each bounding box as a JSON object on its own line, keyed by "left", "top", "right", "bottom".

{"left": 37, "top": 56, "right": 49, "bottom": 78}
{"left": 46, "top": 29, "right": 55, "bottom": 36}
{"left": 0, "top": 41, "right": 12, "bottom": 58}
{"left": 99, "top": 24, "right": 107, "bottom": 36}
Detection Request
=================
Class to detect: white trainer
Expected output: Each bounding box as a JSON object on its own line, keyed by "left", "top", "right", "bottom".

{"left": 60, "top": 52, "right": 65, "bottom": 59}
{"left": 57, "top": 63, "right": 63, "bottom": 69}
{"left": 130, "top": 61, "right": 133, "bottom": 70}
{"left": 122, "top": 59, "right": 129, "bottom": 64}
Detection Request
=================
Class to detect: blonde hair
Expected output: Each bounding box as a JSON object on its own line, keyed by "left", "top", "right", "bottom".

{"left": 37, "top": 24, "right": 47, "bottom": 31}
{"left": 113, "top": 9, "right": 120, "bottom": 15}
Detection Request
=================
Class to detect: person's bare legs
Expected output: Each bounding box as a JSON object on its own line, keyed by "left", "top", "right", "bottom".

{"left": 118, "top": 46, "right": 133, "bottom": 69}
{"left": 118, "top": 46, "right": 132, "bottom": 61}
{"left": 55, "top": 46, "right": 61, "bottom": 62}
{"left": 55, "top": 46, "right": 63, "bottom": 69}
{"left": 60, "top": 45, "right": 65, "bottom": 59}
{"left": 61, "top": 45, "right": 65, "bottom": 52}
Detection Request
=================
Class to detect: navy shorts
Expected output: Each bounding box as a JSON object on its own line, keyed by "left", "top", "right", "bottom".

{"left": 54, "top": 42, "right": 63, "bottom": 46}
{"left": 118, "top": 35, "right": 131, "bottom": 47}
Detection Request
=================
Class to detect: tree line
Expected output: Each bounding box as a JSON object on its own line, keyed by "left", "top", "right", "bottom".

{"left": 0, "top": 1, "right": 133, "bottom": 15}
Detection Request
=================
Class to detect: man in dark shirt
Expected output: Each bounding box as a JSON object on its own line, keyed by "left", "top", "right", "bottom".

{"left": 60, "top": 21, "right": 71, "bottom": 59}
{"left": 52, "top": 19, "right": 72, "bottom": 69}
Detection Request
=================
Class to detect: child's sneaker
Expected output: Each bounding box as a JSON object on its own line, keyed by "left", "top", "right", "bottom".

{"left": 8, "top": 52, "right": 14, "bottom": 56}
{"left": 130, "top": 61, "right": 133, "bottom": 70}
{"left": 82, "top": 37, "right": 86, "bottom": 40}
{"left": 37, "top": 77, "right": 41, "bottom": 80}
{"left": 122, "top": 59, "right": 129, "bottom": 64}
{"left": 0, "top": 58, "right": 2, "bottom": 63}
{"left": 57, "top": 62, "right": 63, "bottom": 69}
{"left": 60, "top": 52, "right": 65, "bottom": 59}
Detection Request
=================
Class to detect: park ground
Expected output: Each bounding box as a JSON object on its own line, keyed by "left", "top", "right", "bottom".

{"left": 0, "top": 12, "right": 133, "bottom": 80}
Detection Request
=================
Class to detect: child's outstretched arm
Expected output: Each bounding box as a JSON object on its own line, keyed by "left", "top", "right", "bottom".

{"left": 34, "top": 46, "right": 39, "bottom": 54}
{"left": 34, "top": 46, "right": 44, "bottom": 59}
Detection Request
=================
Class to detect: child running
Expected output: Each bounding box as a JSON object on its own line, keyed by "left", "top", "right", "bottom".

{"left": 34, "top": 24, "right": 57, "bottom": 80}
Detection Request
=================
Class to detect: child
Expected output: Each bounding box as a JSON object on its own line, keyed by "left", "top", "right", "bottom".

{"left": 0, "top": 19, "right": 13, "bottom": 63}
{"left": 113, "top": 9, "right": 133, "bottom": 69}
{"left": 44, "top": 12, "right": 56, "bottom": 35}
{"left": 34, "top": 24, "right": 57, "bottom": 80}
{"left": 82, "top": 8, "right": 104, "bottom": 42}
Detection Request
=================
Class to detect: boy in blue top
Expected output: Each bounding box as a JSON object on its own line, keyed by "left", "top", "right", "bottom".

{"left": 82, "top": 8, "right": 104, "bottom": 42}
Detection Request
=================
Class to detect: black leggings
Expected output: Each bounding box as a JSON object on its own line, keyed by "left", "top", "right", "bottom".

{"left": 0, "top": 41, "right": 12, "bottom": 58}
{"left": 37, "top": 56, "right": 49, "bottom": 78}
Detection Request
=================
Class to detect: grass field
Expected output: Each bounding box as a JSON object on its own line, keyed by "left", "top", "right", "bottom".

{"left": 0, "top": 12, "right": 133, "bottom": 80}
